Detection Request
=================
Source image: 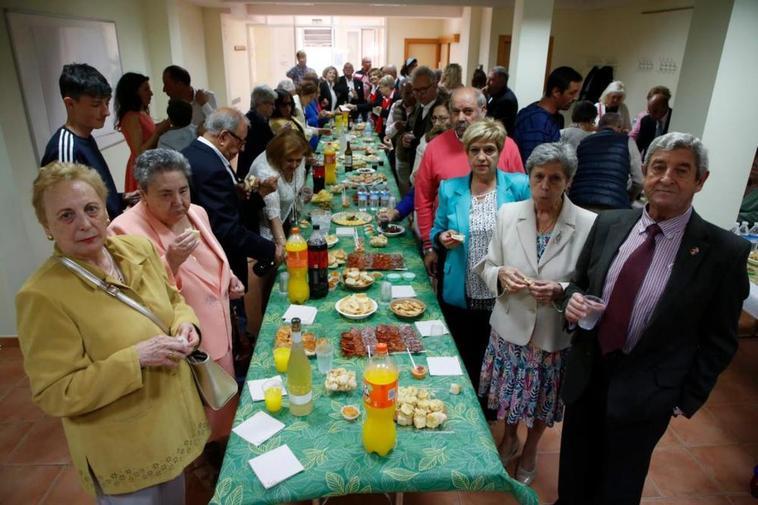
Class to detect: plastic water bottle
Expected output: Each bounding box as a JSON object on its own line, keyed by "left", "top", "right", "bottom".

{"left": 358, "top": 186, "right": 368, "bottom": 212}
{"left": 369, "top": 188, "right": 380, "bottom": 211}
{"left": 739, "top": 221, "right": 750, "bottom": 235}
{"left": 380, "top": 184, "right": 390, "bottom": 208}
{"left": 731, "top": 222, "right": 741, "bottom": 235}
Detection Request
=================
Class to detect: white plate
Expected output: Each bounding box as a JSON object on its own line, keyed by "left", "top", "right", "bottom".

{"left": 354, "top": 167, "right": 376, "bottom": 174}
{"left": 326, "top": 235, "right": 339, "bottom": 248}
{"left": 335, "top": 295, "right": 378, "bottom": 320}
{"left": 332, "top": 211, "right": 372, "bottom": 226}
{"left": 382, "top": 224, "right": 406, "bottom": 237}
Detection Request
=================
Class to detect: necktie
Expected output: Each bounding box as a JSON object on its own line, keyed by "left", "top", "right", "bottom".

{"left": 597, "top": 223, "right": 662, "bottom": 354}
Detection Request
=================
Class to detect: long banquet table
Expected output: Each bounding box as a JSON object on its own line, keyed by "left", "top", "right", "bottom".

{"left": 210, "top": 131, "right": 538, "bottom": 505}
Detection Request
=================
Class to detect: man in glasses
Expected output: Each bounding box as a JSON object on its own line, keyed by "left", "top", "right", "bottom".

{"left": 238, "top": 85, "right": 277, "bottom": 179}
{"left": 401, "top": 66, "right": 446, "bottom": 170}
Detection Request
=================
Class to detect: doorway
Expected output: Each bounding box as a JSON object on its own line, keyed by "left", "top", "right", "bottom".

{"left": 497, "top": 34, "right": 554, "bottom": 84}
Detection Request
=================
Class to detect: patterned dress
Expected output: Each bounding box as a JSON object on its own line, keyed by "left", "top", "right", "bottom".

{"left": 478, "top": 230, "right": 569, "bottom": 428}
{"left": 466, "top": 190, "right": 497, "bottom": 311}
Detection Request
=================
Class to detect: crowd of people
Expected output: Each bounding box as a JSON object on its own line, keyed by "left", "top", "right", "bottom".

{"left": 14, "top": 47, "right": 748, "bottom": 505}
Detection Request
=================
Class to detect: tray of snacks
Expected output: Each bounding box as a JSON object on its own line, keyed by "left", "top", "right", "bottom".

{"left": 324, "top": 368, "right": 358, "bottom": 392}
{"left": 335, "top": 294, "right": 377, "bottom": 320}
{"left": 341, "top": 268, "right": 380, "bottom": 290}
{"left": 328, "top": 249, "right": 347, "bottom": 268}
{"left": 390, "top": 298, "right": 427, "bottom": 319}
{"left": 395, "top": 387, "right": 447, "bottom": 430}
{"left": 332, "top": 211, "right": 372, "bottom": 226}
{"left": 311, "top": 189, "right": 333, "bottom": 204}
{"left": 325, "top": 234, "right": 339, "bottom": 248}
{"left": 275, "top": 324, "right": 317, "bottom": 356}
{"left": 345, "top": 172, "right": 386, "bottom": 187}
{"left": 340, "top": 324, "right": 424, "bottom": 357}
{"left": 347, "top": 252, "right": 405, "bottom": 270}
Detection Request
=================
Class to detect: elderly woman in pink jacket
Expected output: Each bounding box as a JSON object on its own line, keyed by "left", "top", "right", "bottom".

{"left": 109, "top": 148, "right": 244, "bottom": 444}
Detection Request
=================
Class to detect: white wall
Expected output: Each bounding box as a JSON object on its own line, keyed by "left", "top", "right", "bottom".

{"left": 488, "top": 7, "right": 515, "bottom": 72}
{"left": 386, "top": 18, "right": 445, "bottom": 69}
{"left": 443, "top": 17, "right": 464, "bottom": 69}
{"left": 551, "top": 1, "right": 692, "bottom": 118}
{"left": 0, "top": 0, "right": 157, "bottom": 335}
{"left": 220, "top": 13, "right": 250, "bottom": 112}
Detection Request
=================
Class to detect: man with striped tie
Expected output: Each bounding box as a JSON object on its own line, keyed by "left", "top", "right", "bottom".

{"left": 554, "top": 132, "right": 750, "bottom": 505}
{"left": 41, "top": 63, "right": 126, "bottom": 218}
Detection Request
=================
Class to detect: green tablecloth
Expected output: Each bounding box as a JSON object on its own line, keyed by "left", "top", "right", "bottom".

{"left": 210, "top": 135, "right": 538, "bottom": 505}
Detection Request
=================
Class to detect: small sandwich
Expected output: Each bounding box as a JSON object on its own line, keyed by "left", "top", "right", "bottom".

{"left": 449, "top": 232, "right": 464, "bottom": 242}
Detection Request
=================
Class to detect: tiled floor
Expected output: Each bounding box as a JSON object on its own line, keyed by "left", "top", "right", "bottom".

{"left": 1, "top": 338, "right": 757, "bottom": 505}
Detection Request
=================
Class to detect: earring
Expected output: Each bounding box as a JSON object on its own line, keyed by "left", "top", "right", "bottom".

{"left": 46, "top": 235, "right": 53, "bottom": 241}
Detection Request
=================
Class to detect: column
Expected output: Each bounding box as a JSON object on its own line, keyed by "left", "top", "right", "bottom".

{"left": 509, "top": 0, "right": 555, "bottom": 106}
{"left": 673, "top": 0, "right": 758, "bottom": 228}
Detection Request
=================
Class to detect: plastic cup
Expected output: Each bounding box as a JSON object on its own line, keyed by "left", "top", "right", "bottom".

{"left": 316, "top": 340, "right": 334, "bottom": 374}
{"left": 273, "top": 347, "right": 291, "bottom": 373}
{"left": 380, "top": 281, "right": 393, "bottom": 303}
{"left": 578, "top": 295, "right": 606, "bottom": 330}
{"left": 262, "top": 379, "right": 283, "bottom": 413}
{"left": 279, "top": 272, "right": 289, "bottom": 295}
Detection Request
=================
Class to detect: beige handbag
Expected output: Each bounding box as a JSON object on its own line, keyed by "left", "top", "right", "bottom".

{"left": 59, "top": 256, "right": 237, "bottom": 410}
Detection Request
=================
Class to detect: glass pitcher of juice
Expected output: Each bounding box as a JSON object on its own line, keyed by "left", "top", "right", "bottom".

{"left": 286, "top": 227, "right": 309, "bottom": 303}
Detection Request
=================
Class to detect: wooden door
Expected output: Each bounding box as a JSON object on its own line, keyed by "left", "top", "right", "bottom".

{"left": 497, "top": 35, "right": 511, "bottom": 69}
{"left": 404, "top": 39, "right": 440, "bottom": 68}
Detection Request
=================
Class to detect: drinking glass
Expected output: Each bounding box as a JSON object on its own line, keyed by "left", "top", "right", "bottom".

{"left": 262, "top": 379, "right": 283, "bottom": 413}
{"left": 578, "top": 295, "right": 606, "bottom": 330}
{"left": 273, "top": 347, "right": 291, "bottom": 373}
{"left": 316, "top": 340, "right": 334, "bottom": 374}
{"left": 380, "top": 281, "right": 393, "bottom": 304}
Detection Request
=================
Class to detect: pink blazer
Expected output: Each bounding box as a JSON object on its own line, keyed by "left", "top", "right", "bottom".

{"left": 109, "top": 202, "right": 234, "bottom": 361}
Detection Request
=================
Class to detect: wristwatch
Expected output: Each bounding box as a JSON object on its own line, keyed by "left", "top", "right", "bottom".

{"left": 423, "top": 246, "right": 434, "bottom": 256}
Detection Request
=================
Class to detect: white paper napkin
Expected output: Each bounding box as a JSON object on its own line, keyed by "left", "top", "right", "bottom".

{"left": 414, "top": 319, "right": 449, "bottom": 337}
{"left": 336, "top": 227, "right": 355, "bottom": 237}
{"left": 281, "top": 304, "right": 317, "bottom": 325}
{"left": 248, "top": 445, "right": 305, "bottom": 489}
{"left": 391, "top": 285, "right": 416, "bottom": 298}
{"left": 233, "top": 411, "right": 285, "bottom": 447}
{"left": 427, "top": 356, "right": 464, "bottom": 376}
{"left": 247, "top": 375, "right": 288, "bottom": 402}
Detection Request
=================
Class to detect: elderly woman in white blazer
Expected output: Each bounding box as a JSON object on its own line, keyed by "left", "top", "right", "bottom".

{"left": 476, "top": 142, "right": 596, "bottom": 485}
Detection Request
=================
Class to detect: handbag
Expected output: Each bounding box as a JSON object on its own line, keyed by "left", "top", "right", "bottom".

{"left": 58, "top": 256, "right": 237, "bottom": 411}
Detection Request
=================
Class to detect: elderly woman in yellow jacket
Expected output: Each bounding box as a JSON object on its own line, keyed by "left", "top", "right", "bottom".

{"left": 15, "top": 162, "right": 209, "bottom": 504}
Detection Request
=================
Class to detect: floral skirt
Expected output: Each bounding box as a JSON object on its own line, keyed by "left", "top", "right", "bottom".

{"left": 478, "top": 330, "right": 568, "bottom": 428}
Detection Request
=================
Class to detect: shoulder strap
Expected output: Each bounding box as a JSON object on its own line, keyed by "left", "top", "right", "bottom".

{"left": 58, "top": 256, "right": 170, "bottom": 335}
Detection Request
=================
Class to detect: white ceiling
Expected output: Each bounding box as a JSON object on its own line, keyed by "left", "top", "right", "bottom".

{"left": 192, "top": 0, "right": 643, "bottom": 11}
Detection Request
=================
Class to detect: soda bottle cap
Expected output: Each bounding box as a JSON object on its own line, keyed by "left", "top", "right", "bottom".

{"left": 292, "top": 227, "right": 300, "bottom": 234}
{"left": 291, "top": 317, "right": 301, "bottom": 332}
{"left": 313, "top": 224, "right": 320, "bottom": 230}
{"left": 375, "top": 342, "right": 388, "bottom": 354}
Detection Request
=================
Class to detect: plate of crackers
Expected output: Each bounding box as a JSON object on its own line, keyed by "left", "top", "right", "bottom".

{"left": 328, "top": 249, "right": 347, "bottom": 268}
{"left": 332, "top": 211, "right": 372, "bottom": 226}
{"left": 390, "top": 298, "right": 426, "bottom": 319}
{"left": 325, "top": 234, "right": 339, "bottom": 248}
{"left": 341, "top": 268, "right": 379, "bottom": 290}
{"left": 336, "top": 294, "right": 378, "bottom": 320}
{"left": 275, "top": 324, "right": 317, "bottom": 356}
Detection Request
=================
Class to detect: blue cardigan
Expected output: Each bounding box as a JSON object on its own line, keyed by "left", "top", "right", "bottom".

{"left": 431, "top": 170, "right": 531, "bottom": 308}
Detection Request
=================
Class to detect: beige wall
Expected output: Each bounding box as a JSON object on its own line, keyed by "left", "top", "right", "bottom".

{"left": 386, "top": 18, "right": 445, "bottom": 69}
{"left": 219, "top": 13, "right": 249, "bottom": 111}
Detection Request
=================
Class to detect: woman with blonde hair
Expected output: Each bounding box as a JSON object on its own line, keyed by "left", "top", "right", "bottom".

{"left": 595, "top": 80, "right": 631, "bottom": 131}
{"left": 319, "top": 65, "right": 339, "bottom": 113}
{"left": 246, "top": 129, "right": 311, "bottom": 336}
{"left": 440, "top": 63, "right": 463, "bottom": 92}
{"left": 17, "top": 162, "right": 208, "bottom": 503}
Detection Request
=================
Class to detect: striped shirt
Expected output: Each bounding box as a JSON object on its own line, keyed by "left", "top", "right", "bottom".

{"left": 41, "top": 126, "right": 123, "bottom": 218}
{"left": 601, "top": 206, "right": 693, "bottom": 352}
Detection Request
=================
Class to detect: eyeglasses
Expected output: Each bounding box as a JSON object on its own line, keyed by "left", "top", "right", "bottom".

{"left": 413, "top": 84, "right": 433, "bottom": 94}
{"left": 224, "top": 130, "right": 244, "bottom": 144}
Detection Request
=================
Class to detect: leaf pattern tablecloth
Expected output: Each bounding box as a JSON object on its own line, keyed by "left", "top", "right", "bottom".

{"left": 211, "top": 137, "right": 538, "bottom": 505}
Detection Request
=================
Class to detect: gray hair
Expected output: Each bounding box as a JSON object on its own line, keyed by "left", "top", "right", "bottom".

{"left": 134, "top": 148, "right": 192, "bottom": 190}
{"left": 277, "top": 78, "right": 296, "bottom": 94}
{"left": 526, "top": 142, "right": 578, "bottom": 179}
{"left": 378, "top": 75, "right": 395, "bottom": 88}
{"left": 600, "top": 80, "right": 625, "bottom": 103}
{"left": 411, "top": 65, "right": 436, "bottom": 84}
{"left": 204, "top": 107, "right": 250, "bottom": 136}
{"left": 490, "top": 66, "right": 509, "bottom": 81}
{"left": 598, "top": 112, "right": 622, "bottom": 129}
{"left": 644, "top": 132, "right": 708, "bottom": 179}
{"left": 251, "top": 85, "right": 276, "bottom": 108}
{"left": 450, "top": 86, "right": 487, "bottom": 110}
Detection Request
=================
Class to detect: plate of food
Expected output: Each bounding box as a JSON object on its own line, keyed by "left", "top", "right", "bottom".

{"left": 390, "top": 298, "right": 427, "bottom": 319}
{"left": 328, "top": 271, "right": 341, "bottom": 290}
{"left": 341, "top": 404, "right": 361, "bottom": 421}
{"left": 365, "top": 154, "right": 381, "bottom": 163}
{"left": 328, "top": 249, "right": 347, "bottom": 268}
{"left": 325, "top": 368, "right": 358, "bottom": 393}
{"left": 346, "top": 172, "right": 386, "bottom": 186}
{"left": 325, "top": 234, "right": 339, "bottom": 248}
{"left": 369, "top": 234, "right": 388, "bottom": 248}
{"left": 332, "top": 211, "right": 372, "bottom": 226}
{"left": 355, "top": 166, "right": 376, "bottom": 174}
{"left": 275, "top": 325, "right": 317, "bottom": 356}
{"left": 336, "top": 293, "right": 378, "bottom": 320}
{"left": 381, "top": 224, "right": 405, "bottom": 237}
{"left": 395, "top": 387, "right": 447, "bottom": 430}
{"left": 341, "top": 268, "right": 376, "bottom": 290}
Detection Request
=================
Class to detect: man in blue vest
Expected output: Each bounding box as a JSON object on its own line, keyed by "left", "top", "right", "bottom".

{"left": 569, "top": 112, "right": 643, "bottom": 211}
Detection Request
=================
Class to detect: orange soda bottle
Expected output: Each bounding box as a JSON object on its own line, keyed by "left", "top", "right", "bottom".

{"left": 286, "top": 227, "right": 309, "bottom": 303}
{"left": 324, "top": 145, "right": 337, "bottom": 185}
{"left": 362, "top": 343, "right": 398, "bottom": 456}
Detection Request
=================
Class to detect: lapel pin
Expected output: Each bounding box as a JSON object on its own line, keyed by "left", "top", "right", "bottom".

{"left": 689, "top": 247, "right": 700, "bottom": 256}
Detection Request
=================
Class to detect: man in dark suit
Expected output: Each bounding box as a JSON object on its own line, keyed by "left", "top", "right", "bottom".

{"left": 237, "top": 85, "right": 276, "bottom": 180}
{"left": 485, "top": 65, "right": 518, "bottom": 136}
{"left": 636, "top": 90, "right": 672, "bottom": 157}
{"left": 401, "top": 66, "right": 446, "bottom": 169}
{"left": 182, "top": 107, "right": 280, "bottom": 290}
{"left": 334, "top": 62, "right": 365, "bottom": 110}
{"left": 555, "top": 132, "right": 749, "bottom": 505}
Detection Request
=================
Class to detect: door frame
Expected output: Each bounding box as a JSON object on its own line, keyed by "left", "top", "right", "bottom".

{"left": 404, "top": 34, "right": 460, "bottom": 68}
